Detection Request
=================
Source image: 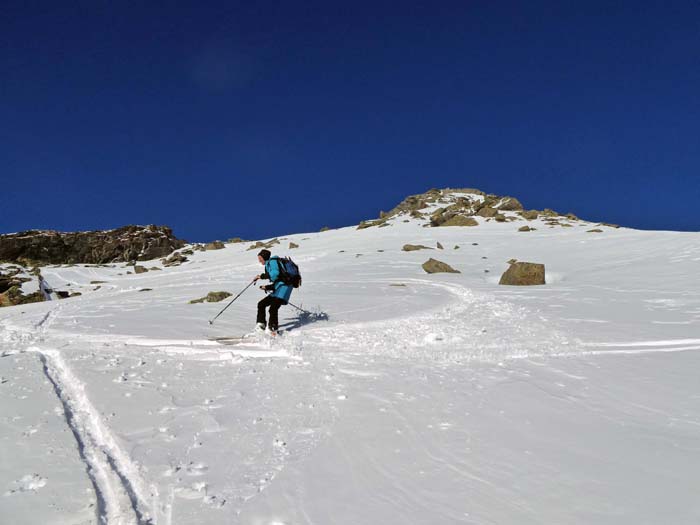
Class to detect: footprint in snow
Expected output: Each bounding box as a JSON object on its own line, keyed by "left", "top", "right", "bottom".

{"left": 4, "top": 474, "right": 47, "bottom": 496}
{"left": 186, "top": 462, "right": 208, "bottom": 476}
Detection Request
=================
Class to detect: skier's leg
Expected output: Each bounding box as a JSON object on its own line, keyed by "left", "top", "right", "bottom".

{"left": 268, "top": 298, "right": 284, "bottom": 331}
{"left": 257, "top": 295, "right": 273, "bottom": 327}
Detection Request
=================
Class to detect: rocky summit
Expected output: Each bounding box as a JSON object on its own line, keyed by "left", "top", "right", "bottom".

{"left": 357, "top": 187, "right": 584, "bottom": 229}
{"left": 0, "top": 225, "right": 185, "bottom": 265}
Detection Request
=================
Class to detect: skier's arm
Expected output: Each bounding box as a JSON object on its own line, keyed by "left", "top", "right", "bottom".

{"left": 267, "top": 260, "right": 280, "bottom": 283}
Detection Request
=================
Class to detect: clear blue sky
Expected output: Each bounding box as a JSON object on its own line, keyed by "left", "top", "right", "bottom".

{"left": 2, "top": 1, "right": 699, "bottom": 241}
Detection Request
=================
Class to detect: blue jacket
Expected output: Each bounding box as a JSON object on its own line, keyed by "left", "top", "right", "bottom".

{"left": 263, "top": 256, "right": 293, "bottom": 303}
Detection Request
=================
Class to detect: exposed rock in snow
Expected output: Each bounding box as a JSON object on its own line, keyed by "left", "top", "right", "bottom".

{"left": 422, "top": 258, "right": 460, "bottom": 274}
{"left": 204, "top": 241, "right": 225, "bottom": 250}
{"left": 402, "top": 244, "right": 432, "bottom": 251}
{"left": 499, "top": 261, "right": 546, "bottom": 285}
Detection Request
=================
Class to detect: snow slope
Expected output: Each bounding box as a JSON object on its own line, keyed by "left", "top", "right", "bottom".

{"left": 1, "top": 206, "right": 699, "bottom": 524}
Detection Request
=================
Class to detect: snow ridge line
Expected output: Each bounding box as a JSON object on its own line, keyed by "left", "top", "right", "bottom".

{"left": 31, "top": 346, "right": 160, "bottom": 525}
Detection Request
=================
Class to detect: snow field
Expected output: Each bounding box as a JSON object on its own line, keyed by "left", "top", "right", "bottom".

{"left": 1, "top": 212, "right": 700, "bottom": 523}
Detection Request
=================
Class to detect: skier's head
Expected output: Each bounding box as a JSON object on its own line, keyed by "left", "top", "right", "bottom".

{"left": 257, "top": 249, "right": 271, "bottom": 264}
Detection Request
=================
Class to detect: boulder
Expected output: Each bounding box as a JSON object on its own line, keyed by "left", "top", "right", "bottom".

{"left": 476, "top": 207, "right": 498, "bottom": 218}
{"left": 227, "top": 237, "right": 247, "bottom": 243}
{"left": 587, "top": 229, "right": 604, "bottom": 233}
{"left": 320, "top": 226, "right": 330, "bottom": 232}
{"left": 439, "top": 216, "right": 478, "bottom": 227}
{"left": 247, "top": 239, "right": 281, "bottom": 251}
{"left": 289, "top": 242, "right": 299, "bottom": 249}
{"left": 519, "top": 210, "right": 539, "bottom": 220}
{"left": 494, "top": 214, "right": 507, "bottom": 222}
{"left": 205, "top": 241, "right": 225, "bottom": 250}
{"left": 162, "top": 252, "right": 188, "bottom": 267}
{"left": 495, "top": 196, "right": 524, "bottom": 211}
{"left": 436, "top": 242, "right": 443, "bottom": 249}
{"left": 499, "top": 262, "right": 545, "bottom": 286}
{"left": 134, "top": 265, "right": 148, "bottom": 274}
{"left": 0, "top": 285, "right": 44, "bottom": 307}
{"left": 0, "top": 225, "right": 185, "bottom": 265}
{"left": 422, "top": 258, "right": 460, "bottom": 274}
{"left": 357, "top": 219, "right": 387, "bottom": 230}
{"left": 402, "top": 244, "right": 432, "bottom": 252}
{"left": 518, "top": 226, "right": 533, "bottom": 232}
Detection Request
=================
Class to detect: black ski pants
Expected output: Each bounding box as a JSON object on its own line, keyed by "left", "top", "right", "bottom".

{"left": 257, "top": 295, "right": 286, "bottom": 330}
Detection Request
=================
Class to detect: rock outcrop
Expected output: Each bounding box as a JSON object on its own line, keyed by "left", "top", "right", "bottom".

{"left": 359, "top": 188, "right": 597, "bottom": 229}
{"left": 0, "top": 225, "right": 185, "bottom": 265}
{"left": 0, "top": 269, "right": 44, "bottom": 307}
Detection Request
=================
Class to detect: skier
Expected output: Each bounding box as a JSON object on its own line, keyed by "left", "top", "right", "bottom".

{"left": 253, "top": 249, "right": 293, "bottom": 334}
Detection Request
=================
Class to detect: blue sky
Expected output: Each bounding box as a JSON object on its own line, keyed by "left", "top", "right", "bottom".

{"left": 2, "top": 1, "right": 699, "bottom": 241}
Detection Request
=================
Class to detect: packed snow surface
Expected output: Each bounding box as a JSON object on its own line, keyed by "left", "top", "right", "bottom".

{"left": 1, "top": 213, "right": 700, "bottom": 524}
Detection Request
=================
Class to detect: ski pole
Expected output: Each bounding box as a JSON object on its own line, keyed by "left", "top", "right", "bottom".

{"left": 208, "top": 279, "right": 256, "bottom": 325}
{"left": 287, "top": 301, "right": 310, "bottom": 314}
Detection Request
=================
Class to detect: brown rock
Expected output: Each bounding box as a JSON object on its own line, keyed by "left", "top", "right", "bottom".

{"left": 496, "top": 197, "right": 524, "bottom": 211}
{"left": 162, "top": 252, "right": 189, "bottom": 267}
{"left": 289, "top": 242, "right": 299, "bottom": 249}
{"left": 439, "top": 216, "right": 479, "bottom": 227}
{"left": 247, "top": 239, "right": 281, "bottom": 251}
{"left": 134, "top": 265, "right": 148, "bottom": 274}
{"left": 403, "top": 244, "right": 432, "bottom": 252}
{"left": 205, "top": 241, "right": 225, "bottom": 250}
{"left": 519, "top": 210, "right": 539, "bottom": 220}
{"left": 476, "top": 207, "right": 498, "bottom": 218}
{"left": 422, "top": 258, "right": 460, "bottom": 274}
{"left": 499, "top": 262, "right": 545, "bottom": 286}
{"left": 518, "top": 226, "right": 532, "bottom": 232}
{"left": 587, "top": 229, "right": 604, "bottom": 233}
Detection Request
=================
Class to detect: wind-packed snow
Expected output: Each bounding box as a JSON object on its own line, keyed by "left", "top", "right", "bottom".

{"left": 1, "top": 212, "right": 699, "bottom": 524}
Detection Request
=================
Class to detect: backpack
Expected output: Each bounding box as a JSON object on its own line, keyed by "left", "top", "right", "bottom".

{"left": 275, "top": 257, "right": 302, "bottom": 288}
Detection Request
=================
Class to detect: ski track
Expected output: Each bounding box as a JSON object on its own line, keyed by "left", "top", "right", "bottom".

{"left": 1, "top": 306, "right": 168, "bottom": 525}
{"left": 31, "top": 346, "right": 161, "bottom": 525}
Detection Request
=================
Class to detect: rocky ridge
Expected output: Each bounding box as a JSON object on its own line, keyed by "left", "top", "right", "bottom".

{"left": 357, "top": 188, "right": 586, "bottom": 230}
{"left": 0, "top": 225, "right": 185, "bottom": 265}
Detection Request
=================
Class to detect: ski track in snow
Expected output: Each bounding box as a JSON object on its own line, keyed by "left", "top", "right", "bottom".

{"left": 33, "top": 346, "right": 163, "bottom": 525}
{"left": 293, "top": 279, "right": 574, "bottom": 364}
{"left": 1, "top": 306, "right": 167, "bottom": 525}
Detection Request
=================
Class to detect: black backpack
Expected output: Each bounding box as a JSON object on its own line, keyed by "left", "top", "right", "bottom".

{"left": 275, "top": 257, "right": 302, "bottom": 288}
